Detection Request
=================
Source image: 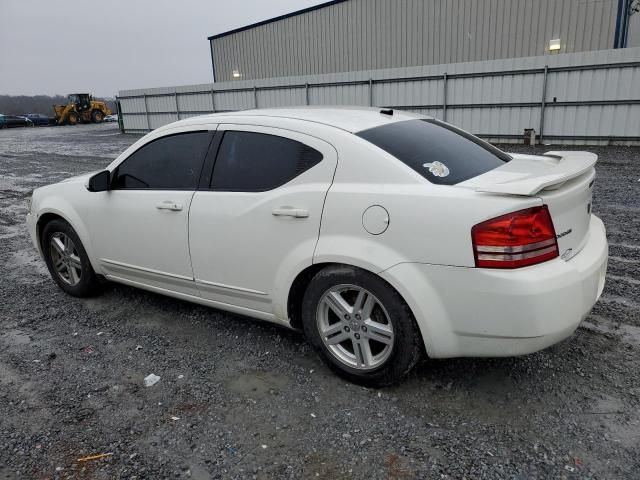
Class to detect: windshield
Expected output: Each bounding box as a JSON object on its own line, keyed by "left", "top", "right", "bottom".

{"left": 357, "top": 119, "right": 510, "bottom": 185}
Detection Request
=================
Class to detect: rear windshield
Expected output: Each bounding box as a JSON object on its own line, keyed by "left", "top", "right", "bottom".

{"left": 356, "top": 119, "right": 510, "bottom": 185}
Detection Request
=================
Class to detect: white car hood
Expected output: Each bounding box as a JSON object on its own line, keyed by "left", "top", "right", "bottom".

{"left": 59, "top": 171, "right": 97, "bottom": 185}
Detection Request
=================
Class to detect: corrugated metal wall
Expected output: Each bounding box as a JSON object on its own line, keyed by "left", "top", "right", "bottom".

{"left": 118, "top": 47, "right": 640, "bottom": 145}
{"left": 210, "top": 0, "right": 619, "bottom": 82}
{"left": 629, "top": 9, "right": 640, "bottom": 47}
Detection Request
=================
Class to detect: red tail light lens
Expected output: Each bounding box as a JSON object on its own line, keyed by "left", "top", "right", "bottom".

{"left": 472, "top": 206, "right": 558, "bottom": 269}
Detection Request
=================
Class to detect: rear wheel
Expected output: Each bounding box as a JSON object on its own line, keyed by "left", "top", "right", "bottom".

{"left": 92, "top": 110, "right": 104, "bottom": 123}
{"left": 42, "top": 219, "right": 101, "bottom": 297}
{"left": 301, "top": 265, "right": 423, "bottom": 387}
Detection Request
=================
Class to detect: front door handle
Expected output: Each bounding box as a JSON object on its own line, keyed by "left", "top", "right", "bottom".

{"left": 272, "top": 206, "right": 309, "bottom": 218}
{"left": 156, "top": 201, "right": 183, "bottom": 211}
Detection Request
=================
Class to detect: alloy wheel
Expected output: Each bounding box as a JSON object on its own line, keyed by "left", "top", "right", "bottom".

{"left": 316, "top": 284, "right": 395, "bottom": 370}
{"left": 49, "top": 232, "right": 82, "bottom": 286}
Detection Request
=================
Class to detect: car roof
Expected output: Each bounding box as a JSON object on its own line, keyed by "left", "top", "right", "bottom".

{"left": 159, "top": 107, "right": 428, "bottom": 134}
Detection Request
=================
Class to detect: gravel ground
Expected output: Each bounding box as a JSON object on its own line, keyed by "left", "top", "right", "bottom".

{"left": 1, "top": 124, "right": 639, "bottom": 479}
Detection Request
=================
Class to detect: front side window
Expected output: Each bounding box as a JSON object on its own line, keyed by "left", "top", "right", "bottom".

{"left": 112, "top": 131, "right": 211, "bottom": 189}
{"left": 356, "top": 119, "right": 510, "bottom": 185}
{"left": 210, "top": 131, "right": 323, "bottom": 191}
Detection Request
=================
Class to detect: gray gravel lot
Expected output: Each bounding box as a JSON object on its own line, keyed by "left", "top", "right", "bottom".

{"left": 1, "top": 124, "right": 639, "bottom": 479}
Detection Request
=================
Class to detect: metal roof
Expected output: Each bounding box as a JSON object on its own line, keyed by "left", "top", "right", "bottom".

{"left": 207, "top": 0, "right": 349, "bottom": 40}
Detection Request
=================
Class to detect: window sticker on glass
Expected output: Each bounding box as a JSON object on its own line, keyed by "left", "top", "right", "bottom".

{"left": 422, "top": 161, "right": 450, "bottom": 177}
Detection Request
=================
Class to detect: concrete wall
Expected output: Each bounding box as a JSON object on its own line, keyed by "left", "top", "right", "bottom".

{"left": 118, "top": 47, "right": 640, "bottom": 145}
{"left": 209, "top": 0, "right": 619, "bottom": 82}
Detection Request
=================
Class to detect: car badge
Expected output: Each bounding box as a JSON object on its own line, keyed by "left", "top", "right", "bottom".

{"left": 422, "top": 161, "right": 450, "bottom": 177}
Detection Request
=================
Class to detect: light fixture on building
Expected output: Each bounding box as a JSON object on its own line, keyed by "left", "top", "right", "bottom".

{"left": 549, "top": 39, "right": 561, "bottom": 52}
{"left": 232, "top": 70, "right": 242, "bottom": 78}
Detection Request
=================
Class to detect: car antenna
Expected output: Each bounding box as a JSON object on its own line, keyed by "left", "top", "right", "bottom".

{"left": 380, "top": 108, "right": 394, "bottom": 116}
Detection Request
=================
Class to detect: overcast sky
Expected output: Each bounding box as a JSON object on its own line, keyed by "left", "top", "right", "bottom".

{"left": 0, "top": 0, "right": 326, "bottom": 97}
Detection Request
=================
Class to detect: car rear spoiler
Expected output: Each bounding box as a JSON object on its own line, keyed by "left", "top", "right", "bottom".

{"left": 459, "top": 151, "right": 598, "bottom": 196}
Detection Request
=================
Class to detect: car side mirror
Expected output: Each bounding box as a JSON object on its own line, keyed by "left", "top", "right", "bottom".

{"left": 87, "top": 170, "right": 111, "bottom": 192}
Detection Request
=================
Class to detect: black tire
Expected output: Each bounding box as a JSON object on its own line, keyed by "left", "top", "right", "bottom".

{"left": 67, "top": 112, "right": 79, "bottom": 126}
{"left": 91, "top": 110, "right": 104, "bottom": 123}
{"left": 41, "top": 219, "right": 101, "bottom": 297}
{"left": 301, "top": 265, "right": 423, "bottom": 387}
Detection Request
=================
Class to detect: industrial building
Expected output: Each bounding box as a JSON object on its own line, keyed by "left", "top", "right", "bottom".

{"left": 208, "top": 0, "right": 639, "bottom": 82}
{"left": 119, "top": 0, "right": 640, "bottom": 144}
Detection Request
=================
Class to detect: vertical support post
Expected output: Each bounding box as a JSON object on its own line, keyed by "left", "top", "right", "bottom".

{"left": 369, "top": 78, "right": 373, "bottom": 107}
{"left": 211, "top": 88, "right": 216, "bottom": 113}
{"left": 209, "top": 40, "right": 217, "bottom": 82}
{"left": 539, "top": 65, "right": 548, "bottom": 145}
{"left": 143, "top": 93, "right": 151, "bottom": 131}
{"left": 253, "top": 86, "right": 258, "bottom": 109}
{"left": 174, "top": 92, "right": 180, "bottom": 121}
{"left": 305, "top": 83, "right": 310, "bottom": 105}
{"left": 442, "top": 73, "right": 448, "bottom": 122}
{"left": 115, "top": 96, "right": 124, "bottom": 134}
{"left": 614, "top": 0, "right": 632, "bottom": 48}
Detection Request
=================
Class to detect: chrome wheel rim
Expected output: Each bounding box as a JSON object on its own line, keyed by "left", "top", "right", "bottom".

{"left": 50, "top": 232, "right": 82, "bottom": 286}
{"left": 317, "top": 284, "right": 394, "bottom": 370}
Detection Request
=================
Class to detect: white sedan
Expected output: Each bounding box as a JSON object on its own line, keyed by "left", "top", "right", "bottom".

{"left": 26, "top": 108, "right": 608, "bottom": 386}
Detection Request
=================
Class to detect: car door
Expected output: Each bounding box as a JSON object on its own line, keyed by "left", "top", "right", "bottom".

{"left": 88, "top": 130, "right": 215, "bottom": 295}
{"left": 189, "top": 124, "right": 338, "bottom": 318}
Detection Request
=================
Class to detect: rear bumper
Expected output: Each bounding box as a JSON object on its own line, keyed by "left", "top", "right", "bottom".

{"left": 381, "top": 215, "right": 608, "bottom": 358}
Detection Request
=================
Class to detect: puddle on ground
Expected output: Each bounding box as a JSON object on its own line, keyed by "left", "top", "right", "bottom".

{"left": 0, "top": 329, "right": 32, "bottom": 347}
{"left": 226, "top": 369, "right": 289, "bottom": 399}
{"left": 4, "top": 250, "right": 49, "bottom": 278}
{"left": 583, "top": 318, "right": 640, "bottom": 347}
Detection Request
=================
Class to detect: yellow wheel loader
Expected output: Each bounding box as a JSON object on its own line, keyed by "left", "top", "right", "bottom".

{"left": 53, "top": 94, "right": 112, "bottom": 126}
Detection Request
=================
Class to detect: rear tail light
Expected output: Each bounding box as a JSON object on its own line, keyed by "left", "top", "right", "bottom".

{"left": 471, "top": 206, "right": 558, "bottom": 269}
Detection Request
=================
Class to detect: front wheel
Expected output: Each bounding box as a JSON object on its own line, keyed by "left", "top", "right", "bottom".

{"left": 41, "top": 219, "right": 101, "bottom": 297}
{"left": 92, "top": 110, "right": 104, "bottom": 123}
{"left": 301, "top": 265, "right": 423, "bottom": 387}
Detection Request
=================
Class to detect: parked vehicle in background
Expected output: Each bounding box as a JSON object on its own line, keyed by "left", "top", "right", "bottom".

{"left": 25, "top": 107, "right": 608, "bottom": 386}
{"left": 0, "top": 114, "right": 33, "bottom": 128}
{"left": 23, "top": 113, "right": 54, "bottom": 126}
{"left": 104, "top": 114, "right": 118, "bottom": 123}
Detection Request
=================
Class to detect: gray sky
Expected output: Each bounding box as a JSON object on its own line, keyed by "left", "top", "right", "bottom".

{"left": 0, "top": 0, "right": 326, "bottom": 97}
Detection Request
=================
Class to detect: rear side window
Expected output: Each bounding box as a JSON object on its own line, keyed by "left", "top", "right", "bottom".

{"left": 356, "top": 119, "right": 509, "bottom": 185}
{"left": 211, "top": 131, "right": 323, "bottom": 191}
{"left": 112, "top": 131, "right": 211, "bottom": 189}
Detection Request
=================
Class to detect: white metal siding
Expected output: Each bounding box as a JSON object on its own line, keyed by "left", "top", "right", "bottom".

{"left": 210, "top": 0, "right": 619, "bottom": 82}
{"left": 118, "top": 47, "right": 640, "bottom": 145}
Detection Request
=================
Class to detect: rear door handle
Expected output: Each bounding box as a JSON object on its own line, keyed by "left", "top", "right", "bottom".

{"left": 272, "top": 207, "right": 309, "bottom": 218}
{"left": 156, "top": 201, "right": 183, "bottom": 211}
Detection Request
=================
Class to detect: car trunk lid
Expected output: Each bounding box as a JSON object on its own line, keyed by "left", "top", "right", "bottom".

{"left": 459, "top": 151, "right": 597, "bottom": 260}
